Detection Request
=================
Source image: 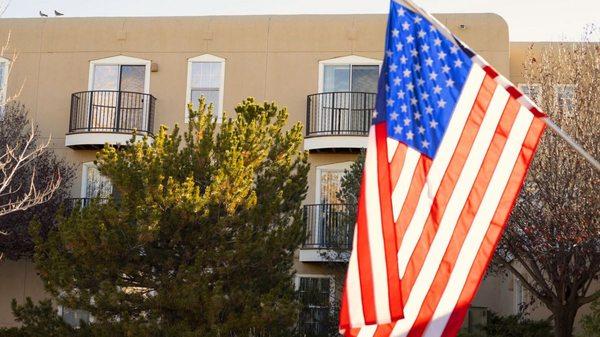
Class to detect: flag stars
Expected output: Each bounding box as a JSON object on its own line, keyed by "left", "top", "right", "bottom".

{"left": 446, "top": 78, "right": 455, "bottom": 87}
{"left": 387, "top": 98, "right": 395, "bottom": 107}
{"left": 397, "top": 90, "right": 405, "bottom": 99}
{"left": 396, "top": 42, "right": 404, "bottom": 51}
{"left": 410, "top": 97, "right": 418, "bottom": 106}
{"left": 400, "top": 55, "right": 408, "bottom": 64}
{"left": 386, "top": 49, "right": 393, "bottom": 58}
{"left": 429, "top": 71, "right": 438, "bottom": 81}
{"left": 417, "top": 78, "right": 425, "bottom": 86}
{"left": 421, "top": 139, "right": 430, "bottom": 148}
{"left": 397, "top": 7, "right": 406, "bottom": 16}
{"left": 454, "top": 59, "right": 463, "bottom": 68}
{"left": 433, "top": 85, "right": 442, "bottom": 94}
{"left": 429, "top": 119, "right": 439, "bottom": 129}
{"left": 372, "top": 110, "right": 378, "bottom": 118}
{"left": 403, "top": 118, "right": 411, "bottom": 126}
{"left": 414, "top": 64, "right": 422, "bottom": 72}
{"left": 413, "top": 16, "right": 422, "bottom": 24}
{"left": 425, "top": 105, "right": 434, "bottom": 114}
{"left": 385, "top": 84, "right": 390, "bottom": 92}
{"left": 417, "top": 125, "right": 426, "bottom": 134}
{"left": 390, "top": 63, "right": 398, "bottom": 72}
{"left": 406, "top": 130, "right": 415, "bottom": 140}
{"left": 411, "top": 48, "right": 419, "bottom": 57}
{"left": 393, "top": 76, "right": 401, "bottom": 86}
{"left": 434, "top": 37, "right": 442, "bottom": 46}
{"left": 418, "top": 29, "right": 427, "bottom": 38}
{"left": 406, "top": 35, "right": 415, "bottom": 43}
{"left": 438, "top": 51, "right": 447, "bottom": 60}
{"left": 401, "top": 104, "right": 408, "bottom": 113}
{"left": 425, "top": 57, "right": 434, "bottom": 66}
{"left": 442, "top": 65, "right": 451, "bottom": 74}
{"left": 421, "top": 44, "right": 430, "bottom": 53}
{"left": 407, "top": 83, "right": 415, "bottom": 92}
{"left": 450, "top": 45, "right": 459, "bottom": 54}
{"left": 421, "top": 92, "right": 430, "bottom": 100}
{"left": 392, "top": 28, "right": 400, "bottom": 37}
{"left": 437, "top": 99, "right": 447, "bottom": 108}
{"left": 390, "top": 111, "right": 399, "bottom": 120}
{"left": 402, "top": 21, "right": 410, "bottom": 31}
{"left": 403, "top": 69, "right": 411, "bottom": 78}
{"left": 394, "top": 125, "right": 403, "bottom": 134}
{"left": 414, "top": 111, "right": 422, "bottom": 120}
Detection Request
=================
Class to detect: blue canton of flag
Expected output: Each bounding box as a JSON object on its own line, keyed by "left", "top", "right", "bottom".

{"left": 372, "top": 1, "right": 473, "bottom": 158}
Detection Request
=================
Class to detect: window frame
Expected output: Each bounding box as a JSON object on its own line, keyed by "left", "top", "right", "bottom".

{"left": 0, "top": 57, "right": 10, "bottom": 116}
{"left": 517, "top": 83, "right": 542, "bottom": 107}
{"left": 554, "top": 83, "right": 576, "bottom": 116}
{"left": 185, "top": 54, "right": 226, "bottom": 122}
{"left": 315, "top": 161, "right": 353, "bottom": 205}
{"left": 80, "top": 162, "right": 113, "bottom": 199}
{"left": 295, "top": 274, "right": 336, "bottom": 336}
{"left": 88, "top": 55, "right": 151, "bottom": 94}
{"left": 318, "top": 55, "right": 382, "bottom": 94}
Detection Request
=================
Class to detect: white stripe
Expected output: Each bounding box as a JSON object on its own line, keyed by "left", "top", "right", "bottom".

{"left": 346, "top": 229, "right": 366, "bottom": 327}
{"left": 423, "top": 107, "right": 534, "bottom": 337}
{"left": 391, "top": 84, "right": 510, "bottom": 337}
{"left": 358, "top": 325, "right": 379, "bottom": 337}
{"left": 388, "top": 138, "right": 399, "bottom": 163}
{"left": 392, "top": 148, "right": 421, "bottom": 221}
{"left": 364, "top": 125, "right": 391, "bottom": 322}
{"left": 397, "top": 65, "right": 486, "bottom": 278}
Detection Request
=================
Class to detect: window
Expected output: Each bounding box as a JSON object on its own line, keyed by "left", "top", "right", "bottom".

{"left": 81, "top": 163, "right": 113, "bottom": 200}
{"left": 319, "top": 55, "right": 381, "bottom": 94}
{"left": 58, "top": 306, "right": 92, "bottom": 328}
{"left": 459, "top": 306, "right": 487, "bottom": 334}
{"left": 296, "top": 275, "right": 333, "bottom": 337}
{"left": 316, "top": 162, "right": 353, "bottom": 204}
{"left": 0, "top": 57, "right": 9, "bottom": 116}
{"left": 555, "top": 84, "right": 575, "bottom": 115}
{"left": 518, "top": 83, "right": 542, "bottom": 106}
{"left": 186, "top": 54, "right": 225, "bottom": 121}
{"left": 514, "top": 276, "right": 524, "bottom": 314}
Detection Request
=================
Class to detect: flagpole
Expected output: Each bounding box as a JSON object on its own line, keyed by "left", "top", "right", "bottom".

{"left": 396, "top": 0, "right": 600, "bottom": 172}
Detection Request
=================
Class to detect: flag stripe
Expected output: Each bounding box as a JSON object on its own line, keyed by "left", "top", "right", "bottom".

{"left": 390, "top": 143, "right": 408, "bottom": 186}
{"left": 344, "top": 229, "right": 365, "bottom": 327}
{"left": 401, "top": 75, "right": 499, "bottom": 298}
{"left": 397, "top": 65, "right": 487, "bottom": 278}
{"left": 407, "top": 95, "right": 521, "bottom": 337}
{"left": 391, "top": 147, "right": 421, "bottom": 222}
{"left": 365, "top": 125, "right": 392, "bottom": 323}
{"left": 438, "top": 116, "right": 546, "bottom": 337}
{"left": 356, "top": 173, "right": 378, "bottom": 324}
{"left": 376, "top": 123, "right": 405, "bottom": 321}
{"left": 423, "top": 107, "right": 539, "bottom": 337}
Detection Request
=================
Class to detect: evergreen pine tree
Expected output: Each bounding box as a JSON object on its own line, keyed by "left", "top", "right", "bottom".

{"left": 30, "top": 98, "right": 309, "bottom": 337}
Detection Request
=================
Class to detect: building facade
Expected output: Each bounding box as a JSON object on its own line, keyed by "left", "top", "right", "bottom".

{"left": 0, "top": 12, "right": 590, "bottom": 334}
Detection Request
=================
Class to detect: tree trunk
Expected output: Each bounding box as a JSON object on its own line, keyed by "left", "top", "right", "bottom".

{"left": 552, "top": 306, "right": 577, "bottom": 337}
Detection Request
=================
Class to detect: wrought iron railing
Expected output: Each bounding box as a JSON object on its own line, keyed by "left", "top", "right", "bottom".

{"left": 69, "top": 90, "right": 156, "bottom": 134}
{"left": 305, "top": 92, "right": 376, "bottom": 137}
{"left": 67, "top": 197, "right": 109, "bottom": 212}
{"left": 302, "top": 203, "right": 356, "bottom": 250}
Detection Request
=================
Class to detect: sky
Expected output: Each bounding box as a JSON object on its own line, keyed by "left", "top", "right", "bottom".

{"left": 2, "top": 0, "right": 599, "bottom": 42}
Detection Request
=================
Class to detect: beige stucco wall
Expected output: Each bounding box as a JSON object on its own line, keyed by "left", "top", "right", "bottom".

{"left": 0, "top": 12, "right": 522, "bottom": 327}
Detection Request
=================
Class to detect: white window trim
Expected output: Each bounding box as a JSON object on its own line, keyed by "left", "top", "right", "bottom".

{"left": 318, "top": 55, "right": 382, "bottom": 93}
{"left": 0, "top": 57, "right": 10, "bottom": 111}
{"left": 88, "top": 55, "right": 151, "bottom": 94}
{"left": 185, "top": 54, "right": 226, "bottom": 123}
{"left": 517, "top": 83, "right": 542, "bottom": 106}
{"left": 315, "top": 161, "right": 353, "bottom": 204}
{"left": 80, "top": 162, "right": 112, "bottom": 199}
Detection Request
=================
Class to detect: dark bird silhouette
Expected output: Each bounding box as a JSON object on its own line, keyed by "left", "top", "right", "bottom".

{"left": 39, "top": 11, "right": 48, "bottom": 17}
{"left": 54, "top": 10, "right": 64, "bottom": 16}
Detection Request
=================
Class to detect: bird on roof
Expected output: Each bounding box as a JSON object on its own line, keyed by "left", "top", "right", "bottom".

{"left": 54, "top": 10, "right": 64, "bottom": 16}
{"left": 39, "top": 11, "right": 48, "bottom": 17}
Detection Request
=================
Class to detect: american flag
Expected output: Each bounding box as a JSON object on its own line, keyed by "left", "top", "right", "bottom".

{"left": 339, "top": 1, "right": 546, "bottom": 337}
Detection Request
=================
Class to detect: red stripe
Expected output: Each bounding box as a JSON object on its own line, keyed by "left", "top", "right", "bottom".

{"left": 339, "top": 281, "right": 351, "bottom": 329}
{"left": 408, "top": 96, "right": 521, "bottom": 337}
{"left": 482, "top": 65, "right": 499, "bottom": 79}
{"left": 375, "top": 123, "right": 404, "bottom": 321}
{"left": 356, "top": 173, "right": 377, "bottom": 324}
{"left": 441, "top": 117, "right": 546, "bottom": 337}
{"left": 390, "top": 143, "right": 408, "bottom": 187}
{"left": 506, "top": 86, "right": 522, "bottom": 99}
{"left": 400, "top": 75, "right": 497, "bottom": 299}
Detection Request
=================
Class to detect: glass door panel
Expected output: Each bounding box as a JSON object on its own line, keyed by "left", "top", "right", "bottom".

{"left": 119, "top": 65, "right": 146, "bottom": 131}
{"left": 90, "top": 65, "right": 119, "bottom": 130}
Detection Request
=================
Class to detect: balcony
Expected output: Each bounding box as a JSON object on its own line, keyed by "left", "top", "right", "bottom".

{"left": 304, "top": 92, "right": 376, "bottom": 152}
{"left": 65, "top": 90, "right": 156, "bottom": 149}
{"left": 66, "top": 197, "right": 109, "bottom": 212}
{"left": 300, "top": 203, "right": 356, "bottom": 262}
